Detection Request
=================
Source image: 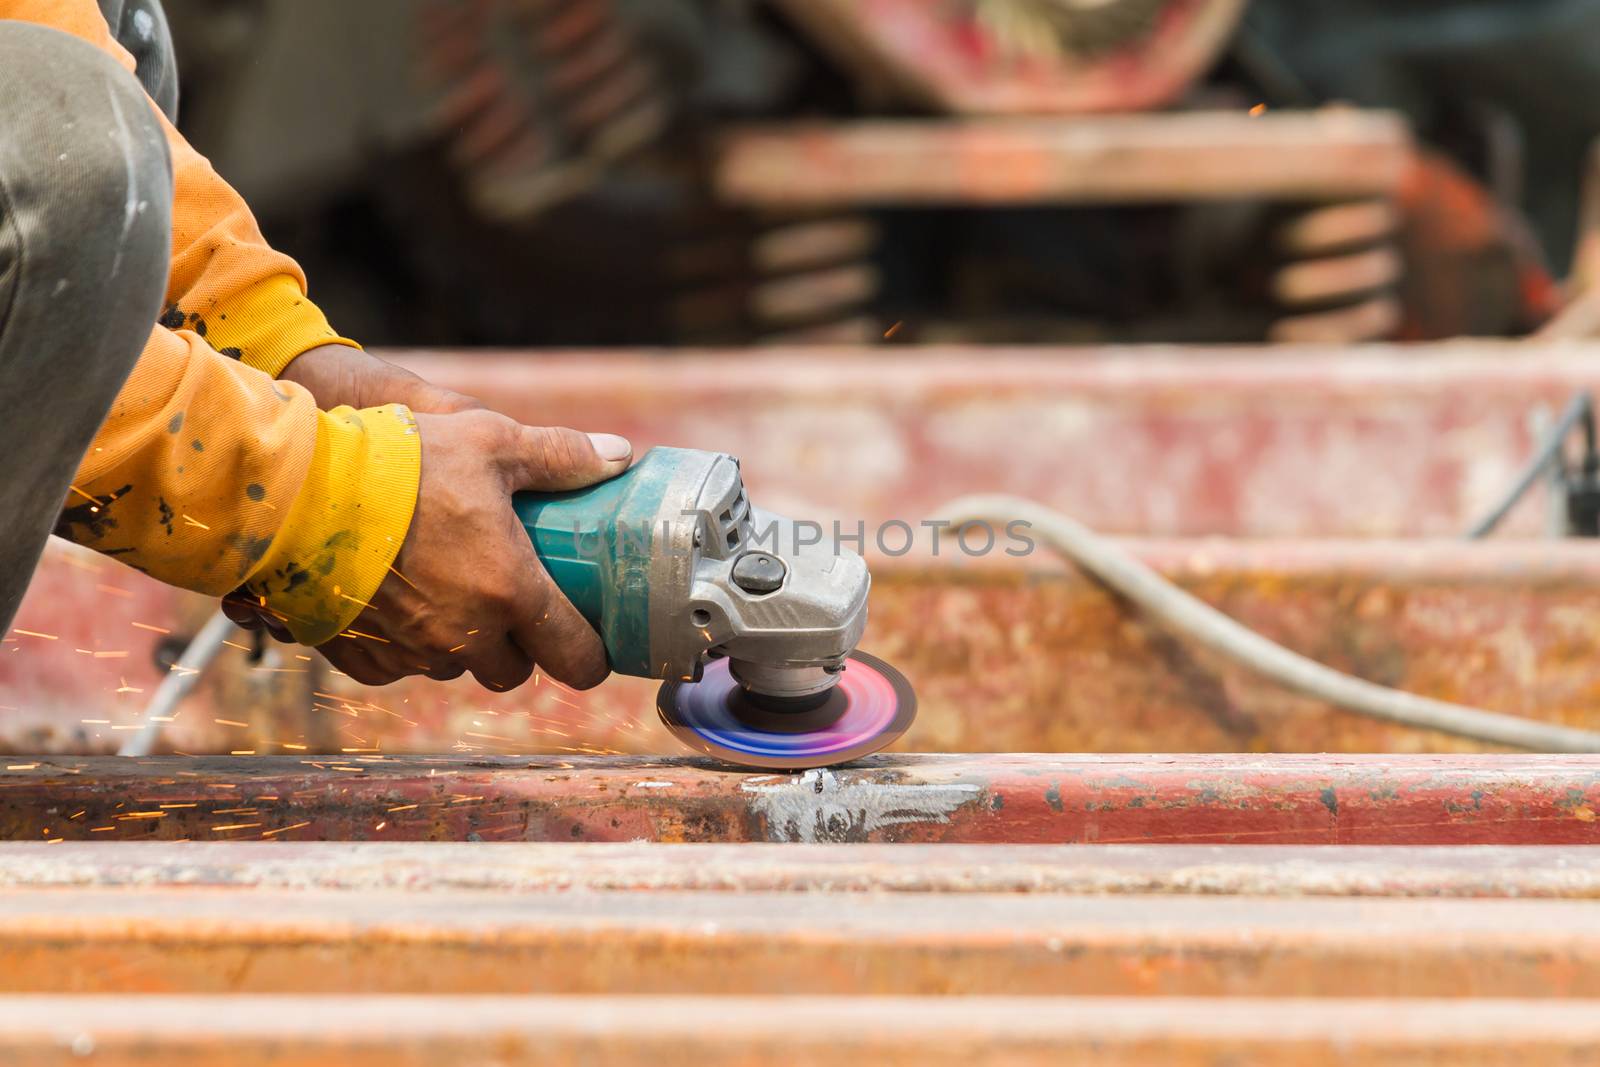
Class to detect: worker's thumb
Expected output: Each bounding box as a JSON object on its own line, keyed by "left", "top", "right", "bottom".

{"left": 508, "top": 425, "right": 632, "bottom": 491}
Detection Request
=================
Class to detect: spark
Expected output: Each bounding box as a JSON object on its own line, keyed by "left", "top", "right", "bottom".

{"left": 89, "top": 826, "right": 116, "bottom": 833}
{"left": 210, "top": 823, "right": 262, "bottom": 832}
{"left": 181, "top": 514, "right": 211, "bottom": 530}
{"left": 67, "top": 484, "right": 99, "bottom": 504}
{"left": 131, "top": 622, "right": 171, "bottom": 634}
{"left": 97, "top": 584, "right": 134, "bottom": 599}
{"left": 374, "top": 821, "right": 387, "bottom": 831}
{"left": 6, "top": 763, "right": 38, "bottom": 771}
{"left": 387, "top": 564, "right": 421, "bottom": 592}
{"left": 80, "top": 719, "right": 111, "bottom": 725}
{"left": 158, "top": 803, "right": 197, "bottom": 809}
{"left": 386, "top": 804, "right": 418, "bottom": 813}
{"left": 213, "top": 719, "right": 249, "bottom": 728}
{"left": 1249, "top": 103, "right": 1267, "bottom": 117}
{"left": 883, "top": 320, "right": 905, "bottom": 339}
{"left": 340, "top": 629, "right": 390, "bottom": 644}
{"left": 114, "top": 678, "right": 143, "bottom": 694}
{"left": 221, "top": 640, "right": 252, "bottom": 652}
{"left": 93, "top": 650, "right": 129, "bottom": 659}
{"left": 10, "top": 629, "right": 57, "bottom": 640}
{"left": 230, "top": 750, "right": 256, "bottom": 756}
{"left": 115, "top": 811, "right": 166, "bottom": 821}
{"left": 261, "top": 821, "right": 310, "bottom": 837}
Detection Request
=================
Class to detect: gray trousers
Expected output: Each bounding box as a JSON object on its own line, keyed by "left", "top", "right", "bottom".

{"left": 0, "top": 5, "right": 178, "bottom": 631}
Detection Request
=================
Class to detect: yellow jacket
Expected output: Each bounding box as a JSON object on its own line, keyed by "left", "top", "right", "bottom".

{"left": 7, "top": 0, "right": 419, "bottom": 646}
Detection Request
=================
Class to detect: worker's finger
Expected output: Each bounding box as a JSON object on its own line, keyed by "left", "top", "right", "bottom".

{"left": 424, "top": 661, "right": 467, "bottom": 683}
{"left": 462, "top": 634, "right": 537, "bottom": 693}
{"left": 509, "top": 566, "right": 609, "bottom": 690}
{"left": 220, "top": 597, "right": 263, "bottom": 631}
{"left": 321, "top": 640, "right": 394, "bottom": 687}
{"left": 501, "top": 425, "right": 632, "bottom": 493}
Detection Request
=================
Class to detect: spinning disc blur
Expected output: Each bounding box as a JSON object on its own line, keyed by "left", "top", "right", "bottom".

{"left": 657, "top": 651, "right": 916, "bottom": 770}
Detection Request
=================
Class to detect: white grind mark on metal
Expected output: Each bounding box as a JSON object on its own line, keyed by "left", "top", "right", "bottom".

{"left": 742, "top": 768, "right": 983, "bottom": 843}
{"left": 632, "top": 782, "right": 675, "bottom": 789}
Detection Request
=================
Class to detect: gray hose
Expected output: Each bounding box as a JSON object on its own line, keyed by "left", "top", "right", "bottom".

{"left": 933, "top": 496, "right": 1600, "bottom": 753}
{"left": 118, "top": 609, "right": 237, "bottom": 757}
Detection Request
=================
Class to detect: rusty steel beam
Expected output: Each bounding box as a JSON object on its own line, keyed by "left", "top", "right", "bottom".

{"left": 15, "top": 537, "right": 1600, "bottom": 757}
{"left": 715, "top": 113, "right": 1411, "bottom": 207}
{"left": 5, "top": 843, "right": 1600, "bottom": 898}
{"left": 4, "top": 755, "right": 1600, "bottom": 845}
{"left": 14, "top": 345, "right": 1600, "bottom": 756}
{"left": 3, "top": 886, "right": 1600, "bottom": 996}
{"left": 5, "top": 997, "right": 1600, "bottom": 1066}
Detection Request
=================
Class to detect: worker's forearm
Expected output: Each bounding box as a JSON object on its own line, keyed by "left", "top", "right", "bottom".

{"left": 61, "top": 327, "right": 419, "bottom": 645}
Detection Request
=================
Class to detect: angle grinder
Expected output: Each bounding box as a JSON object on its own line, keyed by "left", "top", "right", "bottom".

{"left": 513, "top": 447, "right": 915, "bottom": 769}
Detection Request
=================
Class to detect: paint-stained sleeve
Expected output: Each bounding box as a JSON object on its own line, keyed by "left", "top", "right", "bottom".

{"left": 58, "top": 327, "right": 421, "bottom": 646}
{"left": 10, "top": 0, "right": 423, "bottom": 645}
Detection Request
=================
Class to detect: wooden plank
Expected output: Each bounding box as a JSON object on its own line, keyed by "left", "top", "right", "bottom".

{"left": 6, "top": 996, "right": 1600, "bottom": 1066}
{"left": 4, "top": 755, "right": 1600, "bottom": 845}
{"left": 2, "top": 888, "right": 1600, "bottom": 995}
{"left": 4, "top": 843, "right": 1600, "bottom": 898}
{"left": 715, "top": 113, "right": 1411, "bottom": 207}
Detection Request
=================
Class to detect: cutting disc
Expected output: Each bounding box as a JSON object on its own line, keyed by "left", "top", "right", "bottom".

{"left": 657, "top": 651, "right": 916, "bottom": 770}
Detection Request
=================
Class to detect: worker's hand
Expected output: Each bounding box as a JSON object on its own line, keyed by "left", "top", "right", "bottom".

{"left": 280, "top": 344, "right": 482, "bottom": 415}
{"left": 319, "top": 411, "right": 631, "bottom": 691}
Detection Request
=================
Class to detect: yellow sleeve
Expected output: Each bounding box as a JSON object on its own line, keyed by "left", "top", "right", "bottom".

{"left": 9, "top": 0, "right": 420, "bottom": 644}
{"left": 60, "top": 329, "right": 420, "bottom": 646}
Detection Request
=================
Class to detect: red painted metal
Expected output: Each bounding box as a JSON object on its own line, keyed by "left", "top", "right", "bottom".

{"left": 388, "top": 345, "right": 1600, "bottom": 539}
{"left": 3, "top": 754, "right": 1600, "bottom": 845}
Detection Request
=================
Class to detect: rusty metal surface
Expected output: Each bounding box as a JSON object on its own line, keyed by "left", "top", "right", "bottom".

{"left": 4, "top": 755, "right": 1600, "bottom": 844}
{"left": 715, "top": 113, "right": 1411, "bottom": 207}
{"left": 13, "top": 537, "right": 1600, "bottom": 755}
{"left": 15, "top": 346, "right": 1600, "bottom": 755}
{"left": 5, "top": 843, "right": 1600, "bottom": 898}
{"left": 4, "top": 885, "right": 1600, "bottom": 995}
{"left": 387, "top": 344, "right": 1600, "bottom": 539}
{"left": 8, "top": 996, "right": 1600, "bottom": 1066}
